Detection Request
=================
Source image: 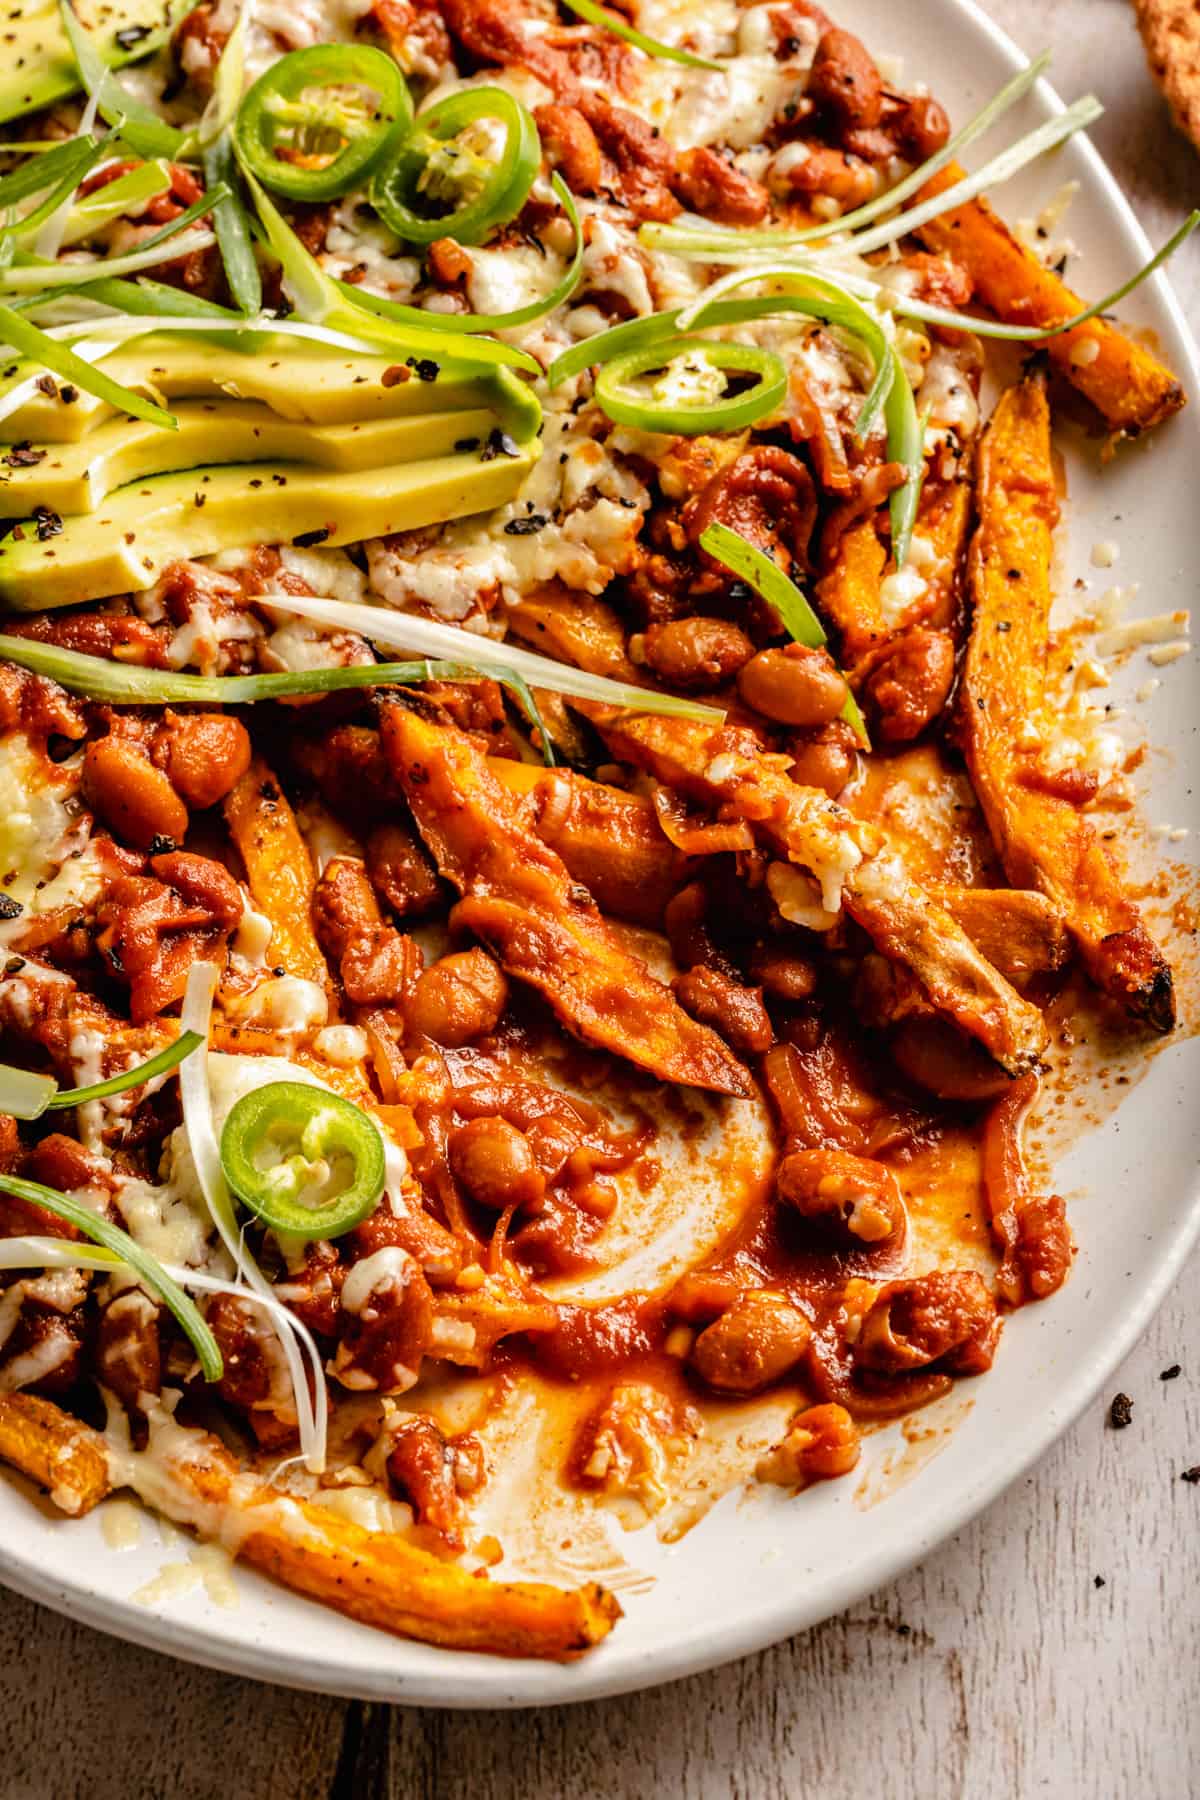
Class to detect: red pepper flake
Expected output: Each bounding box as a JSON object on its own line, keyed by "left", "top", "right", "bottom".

{"left": 1108, "top": 1393, "right": 1134, "bottom": 1429}
{"left": 381, "top": 364, "right": 411, "bottom": 387}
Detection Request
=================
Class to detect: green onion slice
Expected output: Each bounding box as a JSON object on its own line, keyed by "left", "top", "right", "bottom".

{"left": 220, "top": 1081, "right": 385, "bottom": 1240}
{"left": 206, "top": 590, "right": 728, "bottom": 721}
{"left": 700, "top": 521, "right": 869, "bottom": 745}
{"left": 641, "top": 91, "right": 1103, "bottom": 261}
{"left": 593, "top": 337, "right": 787, "bottom": 434}
{"left": 242, "top": 165, "right": 540, "bottom": 374}
{"left": 0, "top": 1170, "right": 223, "bottom": 1382}
{"left": 0, "top": 1032, "right": 202, "bottom": 1121}
{"left": 0, "top": 304, "right": 177, "bottom": 429}
{"left": 60, "top": 0, "right": 187, "bottom": 162}
{"left": 561, "top": 0, "right": 720, "bottom": 68}
{"left": 0, "top": 138, "right": 104, "bottom": 213}
{"left": 3, "top": 137, "right": 106, "bottom": 243}
{"left": 203, "top": 134, "right": 263, "bottom": 317}
{"left": 808, "top": 213, "right": 1200, "bottom": 342}
{"left": 53, "top": 158, "right": 173, "bottom": 247}
{"left": 338, "top": 172, "right": 584, "bottom": 335}
{"left": 0, "top": 225, "right": 218, "bottom": 291}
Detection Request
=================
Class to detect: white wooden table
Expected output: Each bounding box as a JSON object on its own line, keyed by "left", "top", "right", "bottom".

{"left": 2, "top": 4, "right": 1197, "bottom": 1795}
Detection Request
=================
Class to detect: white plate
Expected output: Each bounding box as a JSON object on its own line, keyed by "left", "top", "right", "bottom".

{"left": 2, "top": 0, "right": 1198, "bottom": 1708}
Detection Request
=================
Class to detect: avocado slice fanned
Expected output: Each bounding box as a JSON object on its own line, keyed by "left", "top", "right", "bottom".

{"left": 0, "top": 0, "right": 190, "bottom": 127}
{"left": 0, "top": 441, "right": 540, "bottom": 610}
{"left": 0, "top": 402, "right": 503, "bottom": 512}
{"left": 0, "top": 334, "right": 526, "bottom": 444}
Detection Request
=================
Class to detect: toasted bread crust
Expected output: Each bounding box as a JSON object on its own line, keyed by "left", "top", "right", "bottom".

{"left": 1134, "top": 0, "right": 1200, "bottom": 150}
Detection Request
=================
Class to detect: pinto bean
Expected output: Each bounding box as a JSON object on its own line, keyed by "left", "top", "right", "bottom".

{"left": 425, "top": 235, "right": 472, "bottom": 288}
{"left": 786, "top": 720, "right": 859, "bottom": 798}
{"left": 900, "top": 94, "right": 951, "bottom": 160}
{"left": 672, "top": 146, "right": 769, "bottom": 224}
{"left": 150, "top": 710, "right": 250, "bottom": 810}
{"left": 774, "top": 144, "right": 876, "bottom": 208}
{"left": 365, "top": 821, "right": 443, "bottom": 920}
{"left": 330, "top": 1245, "right": 434, "bottom": 1393}
{"left": 748, "top": 946, "right": 819, "bottom": 1001}
{"left": 406, "top": 948, "right": 508, "bottom": 1047}
{"left": 449, "top": 1116, "right": 546, "bottom": 1212}
{"left": 83, "top": 737, "right": 189, "bottom": 850}
{"left": 95, "top": 1290, "right": 161, "bottom": 1413}
{"left": 890, "top": 1016, "right": 1013, "bottom": 1102}
{"left": 206, "top": 1293, "right": 295, "bottom": 1422}
{"left": 756, "top": 1401, "right": 861, "bottom": 1485}
{"left": 777, "top": 1147, "right": 905, "bottom": 1244}
{"left": 672, "top": 965, "right": 773, "bottom": 1056}
{"left": 738, "top": 643, "right": 849, "bottom": 728}
{"left": 534, "top": 103, "right": 603, "bottom": 190}
{"left": 861, "top": 626, "right": 956, "bottom": 743}
{"left": 313, "top": 856, "right": 421, "bottom": 1006}
{"left": 384, "top": 1412, "right": 476, "bottom": 1548}
{"left": 641, "top": 617, "right": 755, "bottom": 690}
{"left": 857, "top": 1270, "right": 1000, "bottom": 1376}
{"left": 807, "top": 27, "right": 883, "bottom": 130}
{"left": 689, "top": 1291, "right": 812, "bottom": 1394}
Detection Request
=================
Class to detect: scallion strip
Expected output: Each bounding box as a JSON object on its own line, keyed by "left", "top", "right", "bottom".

{"left": 805, "top": 212, "right": 1200, "bottom": 341}
{"left": 700, "top": 521, "right": 869, "bottom": 745}
{"left": 560, "top": 0, "right": 720, "bottom": 70}
{"left": 0, "top": 227, "right": 217, "bottom": 291}
{"left": 885, "top": 373, "right": 925, "bottom": 573}
{"left": 642, "top": 92, "right": 1103, "bottom": 261}
{"left": 203, "top": 591, "right": 728, "bottom": 721}
{"left": 0, "top": 625, "right": 719, "bottom": 723}
{"left": 0, "top": 1170, "right": 223, "bottom": 1381}
{"left": 3, "top": 138, "right": 104, "bottom": 241}
{"left": 53, "top": 159, "right": 173, "bottom": 247}
{"left": 60, "top": 0, "right": 187, "bottom": 162}
{"left": 243, "top": 166, "right": 540, "bottom": 375}
{"left": 203, "top": 136, "right": 261, "bottom": 316}
{"left": 0, "top": 138, "right": 103, "bottom": 211}
{"left": 21, "top": 273, "right": 241, "bottom": 322}
{"left": 337, "top": 173, "right": 584, "bottom": 335}
{"left": 0, "top": 1032, "right": 202, "bottom": 1120}
{"left": 0, "top": 304, "right": 176, "bottom": 428}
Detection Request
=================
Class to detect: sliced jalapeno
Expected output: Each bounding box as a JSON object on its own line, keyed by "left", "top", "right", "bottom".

{"left": 592, "top": 337, "right": 788, "bottom": 435}
{"left": 370, "top": 86, "right": 539, "bottom": 246}
{"left": 235, "top": 45, "right": 413, "bottom": 202}
{"left": 219, "top": 1081, "right": 386, "bottom": 1240}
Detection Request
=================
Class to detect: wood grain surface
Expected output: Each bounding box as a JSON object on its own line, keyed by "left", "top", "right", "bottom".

{"left": 2, "top": 3, "right": 1197, "bottom": 1795}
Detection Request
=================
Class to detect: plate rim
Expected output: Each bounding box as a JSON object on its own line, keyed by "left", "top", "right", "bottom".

{"left": 2, "top": 0, "right": 1199, "bottom": 1709}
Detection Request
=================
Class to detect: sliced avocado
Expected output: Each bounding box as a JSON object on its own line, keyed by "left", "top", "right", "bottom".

{"left": 0, "top": 439, "right": 539, "bottom": 610}
{"left": 0, "top": 334, "right": 518, "bottom": 444}
{"left": 1, "top": 401, "right": 502, "bottom": 513}
{"left": 0, "top": 0, "right": 190, "bottom": 127}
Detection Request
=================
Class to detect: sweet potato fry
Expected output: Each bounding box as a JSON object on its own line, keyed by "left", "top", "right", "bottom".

{"left": 934, "top": 887, "right": 1070, "bottom": 981}
{"left": 588, "top": 711, "right": 1048, "bottom": 1075}
{"left": 223, "top": 759, "right": 329, "bottom": 988}
{"left": 0, "top": 1393, "right": 111, "bottom": 1516}
{"left": 110, "top": 1421, "right": 619, "bottom": 1659}
{"left": 817, "top": 478, "right": 972, "bottom": 663}
{"left": 963, "top": 374, "right": 1174, "bottom": 1030}
{"left": 915, "top": 165, "right": 1185, "bottom": 437}
{"left": 381, "top": 706, "right": 751, "bottom": 1096}
{"left": 489, "top": 758, "right": 692, "bottom": 927}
